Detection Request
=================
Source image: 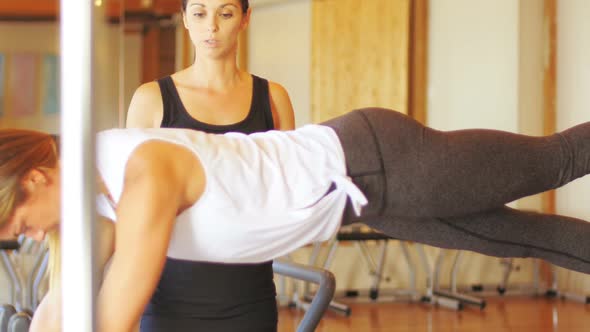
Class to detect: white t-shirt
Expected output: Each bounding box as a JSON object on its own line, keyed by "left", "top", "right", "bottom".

{"left": 95, "top": 125, "right": 367, "bottom": 263}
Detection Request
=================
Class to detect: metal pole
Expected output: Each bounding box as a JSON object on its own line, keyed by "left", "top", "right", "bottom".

{"left": 118, "top": 0, "right": 126, "bottom": 128}
{"left": 60, "top": 0, "right": 98, "bottom": 331}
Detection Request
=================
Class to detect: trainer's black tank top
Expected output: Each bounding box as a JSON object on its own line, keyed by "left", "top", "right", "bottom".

{"left": 158, "top": 75, "right": 275, "bottom": 133}
{"left": 140, "top": 75, "right": 278, "bottom": 332}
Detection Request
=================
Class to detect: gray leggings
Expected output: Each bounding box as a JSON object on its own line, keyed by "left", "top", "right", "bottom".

{"left": 322, "top": 108, "right": 590, "bottom": 274}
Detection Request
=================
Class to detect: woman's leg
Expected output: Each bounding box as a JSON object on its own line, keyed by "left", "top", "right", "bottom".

{"left": 322, "top": 108, "right": 590, "bottom": 219}
{"left": 323, "top": 107, "right": 590, "bottom": 274}
{"left": 365, "top": 207, "right": 590, "bottom": 274}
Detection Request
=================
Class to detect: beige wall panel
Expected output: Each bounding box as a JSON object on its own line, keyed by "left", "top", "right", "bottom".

{"left": 312, "top": 0, "right": 410, "bottom": 123}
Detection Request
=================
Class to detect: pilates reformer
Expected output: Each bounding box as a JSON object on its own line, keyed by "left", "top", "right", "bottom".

{"left": 0, "top": 305, "right": 31, "bottom": 332}
{"left": 302, "top": 225, "right": 419, "bottom": 316}
{"left": 418, "top": 248, "right": 590, "bottom": 307}
{"left": 465, "top": 257, "right": 590, "bottom": 304}
{"left": 415, "top": 246, "right": 483, "bottom": 311}
{"left": 273, "top": 259, "right": 336, "bottom": 332}
{"left": 0, "top": 238, "right": 49, "bottom": 313}
{"left": 0, "top": 239, "right": 47, "bottom": 332}
{"left": 1, "top": 240, "right": 336, "bottom": 332}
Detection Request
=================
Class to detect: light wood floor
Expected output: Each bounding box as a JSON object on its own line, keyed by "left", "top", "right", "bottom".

{"left": 278, "top": 297, "right": 590, "bottom": 332}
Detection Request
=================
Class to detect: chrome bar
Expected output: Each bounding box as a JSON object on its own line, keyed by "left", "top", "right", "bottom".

{"left": 60, "top": 0, "right": 98, "bottom": 331}
{"left": 273, "top": 260, "right": 336, "bottom": 332}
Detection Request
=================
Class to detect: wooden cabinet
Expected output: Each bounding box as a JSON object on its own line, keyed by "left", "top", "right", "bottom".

{"left": 0, "top": 0, "right": 59, "bottom": 20}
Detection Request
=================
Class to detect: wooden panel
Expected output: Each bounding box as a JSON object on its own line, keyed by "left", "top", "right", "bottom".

{"left": 158, "top": 25, "right": 177, "bottom": 77}
{"left": 142, "top": 24, "right": 177, "bottom": 83}
{"left": 107, "top": 0, "right": 182, "bottom": 21}
{"left": 154, "top": 0, "right": 182, "bottom": 15}
{"left": 408, "top": 0, "right": 428, "bottom": 124}
{"left": 542, "top": 0, "right": 557, "bottom": 214}
{"left": 537, "top": 0, "right": 557, "bottom": 283}
{"left": 182, "top": 26, "right": 194, "bottom": 68}
{"left": 0, "top": 0, "right": 58, "bottom": 20}
{"left": 142, "top": 25, "right": 161, "bottom": 83}
{"left": 0, "top": 0, "right": 179, "bottom": 21}
{"left": 312, "top": 0, "right": 410, "bottom": 123}
{"left": 237, "top": 29, "right": 248, "bottom": 71}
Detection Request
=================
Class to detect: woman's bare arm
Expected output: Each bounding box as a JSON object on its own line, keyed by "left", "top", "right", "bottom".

{"left": 269, "top": 81, "right": 295, "bottom": 130}
{"left": 96, "top": 141, "right": 204, "bottom": 332}
{"left": 30, "top": 217, "right": 115, "bottom": 332}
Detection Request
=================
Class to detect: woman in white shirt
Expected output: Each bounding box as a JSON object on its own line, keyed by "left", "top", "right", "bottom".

{"left": 1, "top": 107, "right": 589, "bottom": 332}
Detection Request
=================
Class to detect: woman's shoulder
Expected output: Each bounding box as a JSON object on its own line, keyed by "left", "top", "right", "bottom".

{"left": 127, "top": 81, "right": 164, "bottom": 128}
{"left": 262, "top": 78, "right": 295, "bottom": 130}
{"left": 132, "top": 81, "right": 162, "bottom": 101}
{"left": 251, "top": 74, "right": 286, "bottom": 95}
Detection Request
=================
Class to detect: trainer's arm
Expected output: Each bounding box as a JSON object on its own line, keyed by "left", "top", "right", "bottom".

{"left": 268, "top": 81, "right": 295, "bottom": 130}
{"left": 96, "top": 142, "right": 203, "bottom": 332}
{"left": 126, "top": 82, "right": 163, "bottom": 128}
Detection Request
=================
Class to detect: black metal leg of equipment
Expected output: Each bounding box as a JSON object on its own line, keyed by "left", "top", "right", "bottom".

{"left": 7, "top": 312, "right": 31, "bottom": 332}
{"left": 0, "top": 304, "right": 17, "bottom": 332}
{"left": 0, "top": 242, "right": 20, "bottom": 251}
{"left": 545, "top": 265, "right": 590, "bottom": 304}
{"left": 273, "top": 260, "right": 336, "bottom": 332}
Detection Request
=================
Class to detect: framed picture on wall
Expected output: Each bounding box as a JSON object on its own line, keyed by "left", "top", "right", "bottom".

{"left": 9, "top": 53, "right": 38, "bottom": 117}
{"left": 42, "top": 54, "right": 59, "bottom": 115}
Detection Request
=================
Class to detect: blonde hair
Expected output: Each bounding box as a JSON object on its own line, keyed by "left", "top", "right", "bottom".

{"left": 0, "top": 129, "right": 60, "bottom": 289}
{"left": 0, "top": 129, "right": 58, "bottom": 228}
{"left": 47, "top": 231, "right": 61, "bottom": 290}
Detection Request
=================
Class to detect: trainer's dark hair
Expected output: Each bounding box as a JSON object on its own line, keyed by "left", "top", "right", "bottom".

{"left": 182, "top": 0, "right": 249, "bottom": 13}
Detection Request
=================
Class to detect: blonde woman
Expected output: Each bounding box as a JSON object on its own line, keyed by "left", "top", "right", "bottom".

{"left": 1, "top": 107, "right": 590, "bottom": 331}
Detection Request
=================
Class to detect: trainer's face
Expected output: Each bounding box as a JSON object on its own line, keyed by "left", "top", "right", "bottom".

{"left": 0, "top": 168, "right": 61, "bottom": 242}
{"left": 183, "top": 0, "right": 250, "bottom": 58}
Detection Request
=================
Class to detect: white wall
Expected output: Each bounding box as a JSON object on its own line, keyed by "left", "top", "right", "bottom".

{"left": 428, "top": 0, "right": 590, "bottom": 292}
{"left": 248, "top": 0, "right": 312, "bottom": 127}
{"left": 427, "top": 0, "right": 519, "bottom": 132}
{"left": 556, "top": 0, "right": 590, "bottom": 218}
{"left": 426, "top": 0, "right": 551, "bottom": 286}
{"left": 555, "top": 0, "right": 590, "bottom": 293}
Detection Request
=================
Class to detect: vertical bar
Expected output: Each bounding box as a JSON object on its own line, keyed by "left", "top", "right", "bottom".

{"left": 408, "top": 0, "right": 429, "bottom": 125}
{"left": 237, "top": 26, "right": 248, "bottom": 71}
{"left": 142, "top": 25, "right": 160, "bottom": 83}
{"left": 540, "top": 0, "right": 558, "bottom": 285}
{"left": 542, "top": 0, "right": 557, "bottom": 214}
{"left": 60, "top": 0, "right": 97, "bottom": 331}
{"left": 118, "top": 0, "right": 126, "bottom": 128}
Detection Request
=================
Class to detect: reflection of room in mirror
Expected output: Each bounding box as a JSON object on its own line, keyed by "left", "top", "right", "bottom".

{"left": 0, "top": 53, "right": 4, "bottom": 117}
{"left": 42, "top": 54, "right": 59, "bottom": 115}
{"left": 9, "top": 53, "right": 38, "bottom": 117}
